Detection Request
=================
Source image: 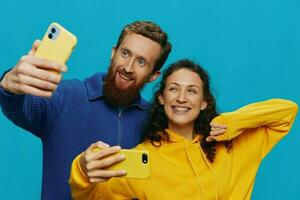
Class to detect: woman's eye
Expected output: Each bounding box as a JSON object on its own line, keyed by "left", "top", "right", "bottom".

{"left": 169, "top": 87, "right": 178, "bottom": 91}
{"left": 188, "top": 89, "right": 197, "bottom": 94}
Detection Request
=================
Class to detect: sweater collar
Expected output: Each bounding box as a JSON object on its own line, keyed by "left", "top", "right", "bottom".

{"left": 165, "top": 129, "right": 202, "bottom": 143}
{"left": 84, "top": 72, "right": 150, "bottom": 110}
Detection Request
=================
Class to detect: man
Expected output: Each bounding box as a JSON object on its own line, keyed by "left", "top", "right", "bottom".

{"left": 0, "top": 21, "right": 172, "bottom": 199}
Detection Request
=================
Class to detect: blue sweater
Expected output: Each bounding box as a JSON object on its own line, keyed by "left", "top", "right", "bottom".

{"left": 0, "top": 72, "right": 150, "bottom": 200}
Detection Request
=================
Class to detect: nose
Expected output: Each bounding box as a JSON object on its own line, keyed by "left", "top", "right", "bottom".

{"left": 176, "top": 89, "right": 187, "bottom": 103}
{"left": 123, "top": 58, "right": 135, "bottom": 73}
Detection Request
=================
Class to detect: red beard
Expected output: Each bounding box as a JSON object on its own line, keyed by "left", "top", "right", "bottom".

{"left": 103, "top": 63, "right": 149, "bottom": 107}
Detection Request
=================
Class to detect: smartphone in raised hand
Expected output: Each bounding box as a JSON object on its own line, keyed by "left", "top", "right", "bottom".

{"left": 34, "top": 22, "right": 77, "bottom": 65}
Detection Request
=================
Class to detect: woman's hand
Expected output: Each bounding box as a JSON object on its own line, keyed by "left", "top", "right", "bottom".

{"left": 79, "top": 141, "right": 126, "bottom": 183}
{"left": 206, "top": 122, "right": 227, "bottom": 142}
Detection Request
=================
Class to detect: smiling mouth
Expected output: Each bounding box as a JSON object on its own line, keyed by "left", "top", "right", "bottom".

{"left": 171, "top": 106, "right": 191, "bottom": 113}
{"left": 118, "top": 71, "right": 134, "bottom": 81}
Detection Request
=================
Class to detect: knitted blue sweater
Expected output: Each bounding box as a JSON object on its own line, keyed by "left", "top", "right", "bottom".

{"left": 0, "top": 72, "right": 150, "bottom": 199}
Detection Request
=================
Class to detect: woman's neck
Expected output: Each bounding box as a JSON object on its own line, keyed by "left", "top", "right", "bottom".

{"left": 168, "top": 123, "right": 194, "bottom": 140}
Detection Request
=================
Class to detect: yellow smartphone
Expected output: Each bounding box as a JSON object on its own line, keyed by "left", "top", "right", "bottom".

{"left": 34, "top": 22, "right": 77, "bottom": 65}
{"left": 107, "top": 149, "right": 150, "bottom": 179}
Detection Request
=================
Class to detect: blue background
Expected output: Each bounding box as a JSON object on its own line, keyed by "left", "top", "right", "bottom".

{"left": 0, "top": 0, "right": 299, "bottom": 199}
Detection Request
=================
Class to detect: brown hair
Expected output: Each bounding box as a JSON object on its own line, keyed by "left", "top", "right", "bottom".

{"left": 142, "top": 59, "right": 232, "bottom": 162}
{"left": 116, "top": 21, "right": 172, "bottom": 71}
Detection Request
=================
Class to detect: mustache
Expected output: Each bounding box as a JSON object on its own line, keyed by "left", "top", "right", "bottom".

{"left": 117, "top": 67, "right": 136, "bottom": 80}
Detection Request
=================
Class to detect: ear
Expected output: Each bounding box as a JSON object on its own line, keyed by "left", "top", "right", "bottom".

{"left": 201, "top": 101, "right": 207, "bottom": 110}
{"left": 148, "top": 71, "right": 161, "bottom": 83}
{"left": 111, "top": 47, "right": 116, "bottom": 60}
{"left": 158, "top": 94, "right": 164, "bottom": 105}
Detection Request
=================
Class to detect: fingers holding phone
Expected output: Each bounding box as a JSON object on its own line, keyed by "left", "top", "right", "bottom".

{"left": 28, "top": 39, "right": 42, "bottom": 56}
{"left": 0, "top": 51, "right": 67, "bottom": 97}
{"left": 0, "top": 23, "right": 76, "bottom": 97}
{"left": 79, "top": 141, "right": 127, "bottom": 183}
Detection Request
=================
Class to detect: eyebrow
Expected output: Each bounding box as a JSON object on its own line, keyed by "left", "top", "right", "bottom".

{"left": 167, "top": 82, "right": 202, "bottom": 90}
{"left": 120, "top": 47, "right": 131, "bottom": 55}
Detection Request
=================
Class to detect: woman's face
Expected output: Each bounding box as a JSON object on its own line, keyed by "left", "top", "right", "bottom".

{"left": 159, "top": 69, "right": 207, "bottom": 129}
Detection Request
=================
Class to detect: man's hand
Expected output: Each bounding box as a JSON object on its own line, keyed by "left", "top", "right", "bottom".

{"left": 206, "top": 122, "right": 227, "bottom": 142}
{"left": 79, "top": 141, "right": 126, "bottom": 183}
{"left": 0, "top": 40, "right": 67, "bottom": 97}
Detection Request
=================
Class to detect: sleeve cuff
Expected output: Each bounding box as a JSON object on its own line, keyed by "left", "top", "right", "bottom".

{"left": 0, "top": 86, "right": 17, "bottom": 96}
{"left": 0, "top": 86, "right": 25, "bottom": 104}
{"left": 69, "top": 153, "right": 91, "bottom": 188}
{"left": 0, "top": 69, "right": 19, "bottom": 97}
{"left": 212, "top": 115, "right": 230, "bottom": 141}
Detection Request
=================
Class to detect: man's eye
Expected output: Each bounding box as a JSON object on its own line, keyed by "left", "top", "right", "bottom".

{"left": 137, "top": 58, "right": 145, "bottom": 66}
{"left": 121, "top": 50, "right": 128, "bottom": 58}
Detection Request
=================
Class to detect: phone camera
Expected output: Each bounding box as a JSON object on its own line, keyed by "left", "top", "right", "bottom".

{"left": 48, "top": 33, "right": 53, "bottom": 39}
{"left": 51, "top": 28, "right": 56, "bottom": 33}
{"left": 142, "top": 153, "right": 148, "bottom": 164}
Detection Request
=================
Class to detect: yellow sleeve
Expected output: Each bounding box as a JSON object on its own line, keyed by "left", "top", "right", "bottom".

{"left": 212, "top": 99, "right": 298, "bottom": 158}
{"left": 69, "top": 154, "right": 136, "bottom": 200}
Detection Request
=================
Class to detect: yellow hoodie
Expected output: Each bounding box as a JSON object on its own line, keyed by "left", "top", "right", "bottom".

{"left": 70, "top": 99, "right": 298, "bottom": 200}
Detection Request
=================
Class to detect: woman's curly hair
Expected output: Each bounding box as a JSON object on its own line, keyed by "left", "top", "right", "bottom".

{"left": 141, "top": 59, "right": 229, "bottom": 162}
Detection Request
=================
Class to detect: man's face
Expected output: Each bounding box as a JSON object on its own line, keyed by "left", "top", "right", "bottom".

{"left": 104, "top": 33, "right": 162, "bottom": 106}
{"left": 111, "top": 32, "right": 162, "bottom": 90}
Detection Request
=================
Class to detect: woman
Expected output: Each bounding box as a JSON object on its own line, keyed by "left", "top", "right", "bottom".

{"left": 70, "top": 59, "right": 298, "bottom": 199}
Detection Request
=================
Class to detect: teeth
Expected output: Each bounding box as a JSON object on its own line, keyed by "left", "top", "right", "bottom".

{"left": 119, "top": 72, "right": 131, "bottom": 81}
{"left": 173, "top": 106, "right": 190, "bottom": 112}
